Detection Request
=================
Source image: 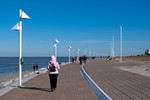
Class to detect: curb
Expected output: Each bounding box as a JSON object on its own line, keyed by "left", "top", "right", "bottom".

{"left": 80, "top": 64, "right": 112, "bottom": 100}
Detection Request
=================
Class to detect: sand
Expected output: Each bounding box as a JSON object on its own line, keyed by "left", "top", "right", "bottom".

{"left": 114, "top": 58, "right": 150, "bottom": 77}
{"left": 0, "top": 71, "right": 32, "bottom": 83}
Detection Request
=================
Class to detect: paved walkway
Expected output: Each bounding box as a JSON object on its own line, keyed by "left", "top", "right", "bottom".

{"left": 0, "top": 63, "right": 97, "bottom": 100}
{"left": 1, "top": 59, "right": 150, "bottom": 100}
{"left": 84, "top": 59, "right": 150, "bottom": 100}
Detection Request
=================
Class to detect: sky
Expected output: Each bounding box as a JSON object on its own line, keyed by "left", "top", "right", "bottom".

{"left": 0, "top": 0, "right": 150, "bottom": 57}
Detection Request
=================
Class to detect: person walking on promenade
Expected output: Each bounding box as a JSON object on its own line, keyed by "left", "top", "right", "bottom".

{"left": 36, "top": 64, "right": 38, "bottom": 70}
{"left": 72, "top": 57, "right": 75, "bottom": 63}
{"left": 79, "top": 56, "right": 82, "bottom": 64}
{"left": 33, "top": 64, "right": 36, "bottom": 71}
{"left": 74, "top": 56, "right": 77, "bottom": 63}
{"left": 47, "top": 55, "right": 60, "bottom": 92}
{"left": 83, "top": 56, "right": 87, "bottom": 64}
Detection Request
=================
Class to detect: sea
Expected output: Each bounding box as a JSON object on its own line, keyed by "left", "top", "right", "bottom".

{"left": 0, "top": 57, "right": 69, "bottom": 76}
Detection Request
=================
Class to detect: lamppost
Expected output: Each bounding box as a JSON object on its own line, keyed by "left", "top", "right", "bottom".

{"left": 54, "top": 39, "right": 59, "bottom": 59}
{"left": 68, "top": 46, "right": 72, "bottom": 63}
{"left": 112, "top": 36, "right": 114, "bottom": 58}
{"left": 120, "top": 26, "right": 122, "bottom": 61}
{"left": 89, "top": 51, "right": 91, "bottom": 59}
{"left": 93, "top": 52, "right": 95, "bottom": 57}
{"left": 84, "top": 50, "right": 86, "bottom": 55}
{"left": 11, "top": 9, "right": 30, "bottom": 87}
{"left": 77, "top": 49, "right": 80, "bottom": 62}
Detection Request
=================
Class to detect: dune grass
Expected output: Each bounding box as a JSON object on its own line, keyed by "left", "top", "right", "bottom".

{"left": 123, "top": 56, "right": 150, "bottom": 61}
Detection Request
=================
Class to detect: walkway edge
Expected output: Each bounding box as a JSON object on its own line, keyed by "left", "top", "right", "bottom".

{"left": 80, "top": 64, "right": 112, "bottom": 100}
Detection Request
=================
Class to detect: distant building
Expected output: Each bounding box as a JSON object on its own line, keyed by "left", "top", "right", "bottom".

{"left": 145, "top": 49, "right": 150, "bottom": 55}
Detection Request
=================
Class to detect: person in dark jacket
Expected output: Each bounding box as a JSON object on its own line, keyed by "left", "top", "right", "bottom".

{"left": 72, "top": 57, "right": 75, "bottom": 63}
{"left": 79, "top": 56, "right": 82, "bottom": 64}
{"left": 83, "top": 56, "right": 87, "bottom": 64}
{"left": 36, "top": 64, "right": 38, "bottom": 70}
{"left": 33, "top": 64, "right": 36, "bottom": 71}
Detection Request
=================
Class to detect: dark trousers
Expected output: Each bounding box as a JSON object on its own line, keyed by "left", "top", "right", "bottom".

{"left": 49, "top": 74, "right": 58, "bottom": 90}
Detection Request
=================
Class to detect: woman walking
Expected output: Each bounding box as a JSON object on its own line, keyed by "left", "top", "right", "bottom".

{"left": 47, "top": 55, "right": 60, "bottom": 92}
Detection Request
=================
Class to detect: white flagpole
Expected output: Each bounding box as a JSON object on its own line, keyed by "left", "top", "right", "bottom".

{"left": 19, "top": 9, "right": 22, "bottom": 87}
{"left": 112, "top": 36, "right": 114, "bottom": 58}
{"left": 120, "top": 26, "right": 122, "bottom": 61}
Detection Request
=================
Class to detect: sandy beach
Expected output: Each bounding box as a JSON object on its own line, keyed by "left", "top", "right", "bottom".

{"left": 114, "top": 56, "right": 150, "bottom": 77}
{"left": 0, "top": 71, "right": 32, "bottom": 83}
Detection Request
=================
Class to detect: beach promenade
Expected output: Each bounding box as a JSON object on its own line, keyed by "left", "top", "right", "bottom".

{"left": 0, "top": 63, "right": 97, "bottom": 100}
{"left": 84, "top": 59, "right": 150, "bottom": 100}
{"left": 1, "top": 59, "right": 150, "bottom": 100}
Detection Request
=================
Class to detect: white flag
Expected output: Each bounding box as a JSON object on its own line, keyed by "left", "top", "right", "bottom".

{"left": 11, "top": 23, "right": 20, "bottom": 31}
{"left": 21, "top": 11, "right": 30, "bottom": 19}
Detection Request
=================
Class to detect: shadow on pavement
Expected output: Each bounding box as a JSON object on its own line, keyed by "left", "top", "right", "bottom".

{"left": 22, "top": 87, "right": 50, "bottom": 92}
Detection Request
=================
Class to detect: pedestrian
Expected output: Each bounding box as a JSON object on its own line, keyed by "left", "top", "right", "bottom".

{"left": 79, "top": 56, "right": 82, "bottom": 64}
{"left": 33, "top": 64, "right": 36, "bottom": 71}
{"left": 47, "top": 55, "right": 60, "bottom": 92}
{"left": 36, "top": 64, "right": 38, "bottom": 70}
{"left": 72, "top": 57, "right": 75, "bottom": 63}
{"left": 75, "top": 56, "right": 78, "bottom": 63}
{"left": 83, "top": 56, "right": 87, "bottom": 64}
{"left": 74, "top": 56, "right": 77, "bottom": 62}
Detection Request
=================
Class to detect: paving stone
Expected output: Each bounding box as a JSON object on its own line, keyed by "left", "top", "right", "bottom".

{"left": 0, "top": 63, "right": 97, "bottom": 100}
{"left": 84, "top": 59, "right": 150, "bottom": 100}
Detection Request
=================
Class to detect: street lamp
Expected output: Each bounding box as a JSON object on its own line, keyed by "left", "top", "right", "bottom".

{"left": 54, "top": 39, "right": 59, "bottom": 59}
{"left": 68, "top": 46, "right": 72, "bottom": 63}
{"left": 77, "top": 49, "right": 80, "bottom": 62}
{"left": 93, "top": 52, "right": 95, "bottom": 57}
{"left": 89, "top": 51, "right": 91, "bottom": 58}
{"left": 112, "top": 36, "right": 114, "bottom": 58}
{"left": 84, "top": 50, "right": 86, "bottom": 55}
{"left": 11, "top": 9, "right": 30, "bottom": 87}
{"left": 120, "top": 26, "right": 122, "bottom": 61}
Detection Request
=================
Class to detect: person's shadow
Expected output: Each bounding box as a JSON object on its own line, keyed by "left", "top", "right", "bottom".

{"left": 22, "top": 87, "right": 50, "bottom": 92}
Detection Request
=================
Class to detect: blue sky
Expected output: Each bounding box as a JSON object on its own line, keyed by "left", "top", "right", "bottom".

{"left": 0, "top": 0, "right": 150, "bottom": 57}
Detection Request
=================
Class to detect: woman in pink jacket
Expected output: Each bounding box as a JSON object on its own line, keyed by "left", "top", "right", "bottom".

{"left": 47, "top": 55, "right": 60, "bottom": 92}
